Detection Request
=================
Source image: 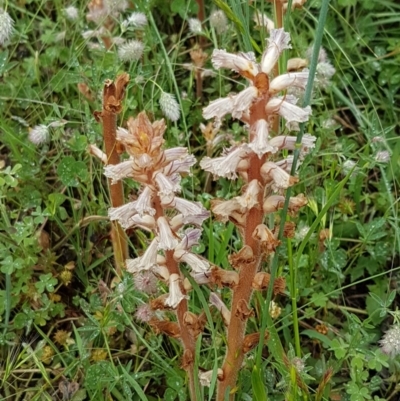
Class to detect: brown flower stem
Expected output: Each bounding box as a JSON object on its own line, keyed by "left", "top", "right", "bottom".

{"left": 97, "top": 73, "right": 130, "bottom": 274}
{"left": 195, "top": 0, "right": 206, "bottom": 100}
{"left": 217, "top": 93, "right": 270, "bottom": 399}
{"left": 154, "top": 198, "right": 199, "bottom": 401}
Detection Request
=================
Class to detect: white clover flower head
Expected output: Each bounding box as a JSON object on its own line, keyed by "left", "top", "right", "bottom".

{"left": 375, "top": 150, "right": 390, "bottom": 163}
{"left": 28, "top": 125, "right": 50, "bottom": 145}
{"left": 159, "top": 92, "right": 180, "bottom": 122}
{"left": 380, "top": 325, "right": 400, "bottom": 358}
{"left": 188, "top": 18, "right": 202, "bottom": 34}
{"left": 122, "top": 12, "right": 148, "bottom": 29}
{"left": 134, "top": 271, "right": 157, "bottom": 294}
{"left": 306, "top": 46, "right": 327, "bottom": 63}
{"left": 118, "top": 40, "right": 144, "bottom": 62}
{"left": 316, "top": 61, "right": 336, "bottom": 88}
{"left": 134, "top": 304, "right": 154, "bottom": 322}
{"left": 210, "top": 10, "right": 228, "bottom": 34}
{"left": 64, "top": 6, "right": 79, "bottom": 20}
{"left": 0, "top": 8, "right": 14, "bottom": 45}
{"left": 105, "top": 0, "right": 128, "bottom": 13}
{"left": 342, "top": 159, "right": 357, "bottom": 177}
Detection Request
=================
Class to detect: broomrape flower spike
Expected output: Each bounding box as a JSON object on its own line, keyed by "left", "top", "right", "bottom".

{"left": 103, "top": 110, "right": 210, "bottom": 400}
{"left": 200, "top": 27, "right": 313, "bottom": 400}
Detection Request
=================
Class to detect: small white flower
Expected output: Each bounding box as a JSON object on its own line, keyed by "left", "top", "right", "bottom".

{"left": 188, "top": 18, "right": 202, "bottom": 34}
{"left": 210, "top": 10, "right": 228, "bottom": 34}
{"left": 269, "top": 300, "right": 282, "bottom": 318}
{"left": 118, "top": 40, "right": 144, "bottom": 62}
{"left": 173, "top": 249, "right": 210, "bottom": 273}
{"left": 236, "top": 179, "right": 261, "bottom": 210}
{"left": 134, "top": 271, "right": 157, "bottom": 294}
{"left": 211, "top": 49, "right": 258, "bottom": 77}
{"left": 261, "top": 161, "right": 298, "bottom": 190}
{"left": 119, "top": 214, "right": 156, "bottom": 231}
{"left": 64, "top": 6, "right": 79, "bottom": 20}
{"left": 159, "top": 92, "right": 180, "bottom": 122}
{"left": 126, "top": 238, "right": 159, "bottom": 273}
{"left": 261, "top": 28, "right": 292, "bottom": 74}
{"left": 162, "top": 154, "right": 196, "bottom": 175}
{"left": 157, "top": 217, "right": 179, "bottom": 250}
{"left": 249, "top": 119, "right": 276, "bottom": 157}
{"left": 375, "top": 150, "right": 390, "bottom": 163}
{"left": 269, "top": 71, "right": 309, "bottom": 95}
{"left": 295, "top": 224, "right": 310, "bottom": 242}
{"left": 161, "top": 196, "right": 209, "bottom": 221}
{"left": 203, "top": 96, "right": 234, "bottom": 120}
{"left": 154, "top": 171, "right": 181, "bottom": 198}
{"left": 28, "top": 125, "right": 49, "bottom": 145}
{"left": 200, "top": 145, "right": 250, "bottom": 179}
{"left": 104, "top": 160, "right": 134, "bottom": 184}
{"left": 209, "top": 292, "right": 231, "bottom": 325}
{"left": 253, "top": 10, "right": 274, "bottom": 31}
{"left": 199, "top": 369, "right": 224, "bottom": 387}
{"left": 380, "top": 325, "right": 400, "bottom": 358}
{"left": 0, "top": 8, "right": 14, "bottom": 45}
{"left": 231, "top": 86, "right": 259, "bottom": 119}
{"left": 177, "top": 228, "right": 203, "bottom": 250}
{"left": 165, "top": 273, "right": 188, "bottom": 308}
{"left": 122, "top": 12, "right": 147, "bottom": 29}
{"left": 265, "top": 97, "right": 312, "bottom": 127}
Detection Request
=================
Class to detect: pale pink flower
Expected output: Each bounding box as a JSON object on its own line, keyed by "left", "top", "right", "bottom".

{"left": 178, "top": 228, "right": 203, "bottom": 250}
{"left": 200, "top": 145, "right": 251, "bottom": 179}
{"left": 265, "top": 97, "right": 312, "bottom": 127}
{"left": 160, "top": 196, "right": 209, "bottom": 221}
{"left": 126, "top": 238, "right": 159, "bottom": 273}
{"left": 261, "top": 28, "right": 291, "bottom": 74}
{"left": 236, "top": 179, "right": 261, "bottom": 210}
{"left": 173, "top": 249, "right": 210, "bottom": 273}
{"left": 211, "top": 49, "right": 258, "bottom": 77}
{"left": 153, "top": 171, "right": 181, "bottom": 197}
{"left": 249, "top": 119, "right": 277, "bottom": 157}
{"left": 209, "top": 292, "right": 231, "bottom": 325}
{"left": 157, "top": 217, "right": 179, "bottom": 250}
{"left": 261, "top": 161, "right": 298, "bottom": 190}
{"left": 269, "top": 72, "right": 309, "bottom": 95}
{"left": 253, "top": 10, "right": 274, "bottom": 31}
{"left": 165, "top": 273, "right": 188, "bottom": 308}
{"left": 104, "top": 160, "right": 134, "bottom": 184}
{"left": 162, "top": 154, "right": 196, "bottom": 175}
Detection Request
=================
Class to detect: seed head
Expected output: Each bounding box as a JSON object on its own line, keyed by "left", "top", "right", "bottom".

{"left": 380, "top": 325, "right": 400, "bottom": 358}
{"left": 210, "top": 10, "right": 228, "bottom": 34}
{"left": 375, "top": 150, "right": 390, "bottom": 163}
{"left": 188, "top": 18, "right": 202, "bottom": 34}
{"left": 28, "top": 125, "right": 50, "bottom": 145}
{"left": 122, "top": 12, "right": 148, "bottom": 29}
{"left": 159, "top": 92, "right": 180, "bottom": 122}
{"left": 118, "top": 40, "right": 144, "bottom": 62}
{"left": 64, "top": 6, "right": 79, "bottom": 21}
{"left": 0, "top": 8, "right": 14, "bottom": 45}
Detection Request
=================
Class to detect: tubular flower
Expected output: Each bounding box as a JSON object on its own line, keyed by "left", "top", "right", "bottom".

{"left": 165, "top": 273, "right": 189, "bottom": 309}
